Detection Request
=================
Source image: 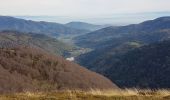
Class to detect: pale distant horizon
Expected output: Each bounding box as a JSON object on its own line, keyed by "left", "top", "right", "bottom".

{"left": 0, "top": 0, "right": 170, "bottom": 25}
{"left": 13, "top": 12, "right": 170, "bottom": 25}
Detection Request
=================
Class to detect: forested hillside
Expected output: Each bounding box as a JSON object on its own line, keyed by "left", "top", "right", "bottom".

{"left": 0, "top": 31, "right": 74, "bottom": 56}
{"left": 76, "top": 17, "right": 170, "bottom": 89}
{"left": 0, "top": 46, "right": 117, "bottom": 93}
{"left": 79, "top": 40, "right": 170, "bottom": 88}
{"left": 75, "top": 17, "right": 170, "bottom": 49}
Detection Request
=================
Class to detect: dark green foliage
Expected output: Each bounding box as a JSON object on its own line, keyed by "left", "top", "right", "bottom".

{"left": 78, "top": 40, "right": 170, "bottom": 88}
{"left": 99, "top": 40, "right": 170, "bottom": 88}
{"left": 76, "top": 17, "right": 170, "bottom": 89}
{"left": 77, "top": 41, "right": 142, "bottom": 72}
{"left": 78, "top": 40, "right": 170, "bottom": 89}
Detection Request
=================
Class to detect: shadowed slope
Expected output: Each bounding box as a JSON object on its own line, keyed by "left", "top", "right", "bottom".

{"left": 101, "top": 40, "right": 170, "bottom": 88}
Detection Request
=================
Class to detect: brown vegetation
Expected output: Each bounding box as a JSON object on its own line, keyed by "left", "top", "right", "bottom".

{"left": 0, "top": 89, "right": 170, "bottom": 100}
{"left": 0, "top": 46, "right": 117, "bottom": 93}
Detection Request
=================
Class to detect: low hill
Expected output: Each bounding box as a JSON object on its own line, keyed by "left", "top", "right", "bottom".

{"left": 0, "top": 16, "right": 88, "bottom": 36}
{"left": 65, "top": 22, "right": 108, "bottom": 31}
{"left": 0, "top": 31, "right": 74, "bottom": 56}
{"left": 0, "top": 46, "right": 117, "bottom": 93}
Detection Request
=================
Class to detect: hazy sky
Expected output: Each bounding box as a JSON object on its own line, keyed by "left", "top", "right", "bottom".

{"left": 1, "top": 0, "right": 170, "bottom": 24}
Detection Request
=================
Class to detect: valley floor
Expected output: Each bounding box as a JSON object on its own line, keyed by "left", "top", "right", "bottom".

{"left": 57, "top": 34, "right": 93, "bottom": 58}
{"left": 1, "top": 89, "right": 170, "bottom": 100}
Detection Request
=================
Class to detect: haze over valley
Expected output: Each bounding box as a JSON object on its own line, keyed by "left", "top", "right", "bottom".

{"left": 0, "top": 0, "right": 170, "bottom": 100}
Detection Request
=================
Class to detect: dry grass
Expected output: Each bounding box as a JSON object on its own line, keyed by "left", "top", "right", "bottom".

{"left": 0, "top": 89, "right": 170, "bottom": 100}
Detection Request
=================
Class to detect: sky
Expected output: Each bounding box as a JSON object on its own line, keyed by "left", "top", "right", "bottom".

{"left": 0, "top": 0, "right": 170, "bottom": 24}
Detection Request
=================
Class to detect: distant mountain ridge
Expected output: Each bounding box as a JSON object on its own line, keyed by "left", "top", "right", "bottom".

{"left": 75, "top": 16, "right": 170, "bottom": 49}
{"left": 0, "top": 16, "right": 88, "bottom": 36}
{"left": 65, "top": 21, "right": 108, "bottom": 31}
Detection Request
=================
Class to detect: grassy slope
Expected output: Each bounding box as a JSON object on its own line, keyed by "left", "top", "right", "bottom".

{"left": 1, "top": 89, "right": 170, "bottom": 100}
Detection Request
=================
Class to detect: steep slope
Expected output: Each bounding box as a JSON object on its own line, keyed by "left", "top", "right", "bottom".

{"left": 76, "top": 41, "right": 143, "bottom": 72}
{"left": 0, "top": 46, "right": 118, "bottom": 93}
{"left": 75, "top": 17, "right": 170, "bottom": 49}
{"left": 0, "top": 31, "right": 74, "bottom": 56}
{"left": 76, "top": 17, "right": 170, "bottom": 89}
{"left": 65, "top": 22, "right": 108, "bottom": 31}
{"left": 80, "top": 40, "right": 170, "bottom": 89}
{"left": 76, "top": 29, "right": 170, "bottom": 71}
{"left": 103, "top": 40, "right": 170, "bottom": 88}
{"left": 0, "top": 16, "right": 87, "bottom": 36}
